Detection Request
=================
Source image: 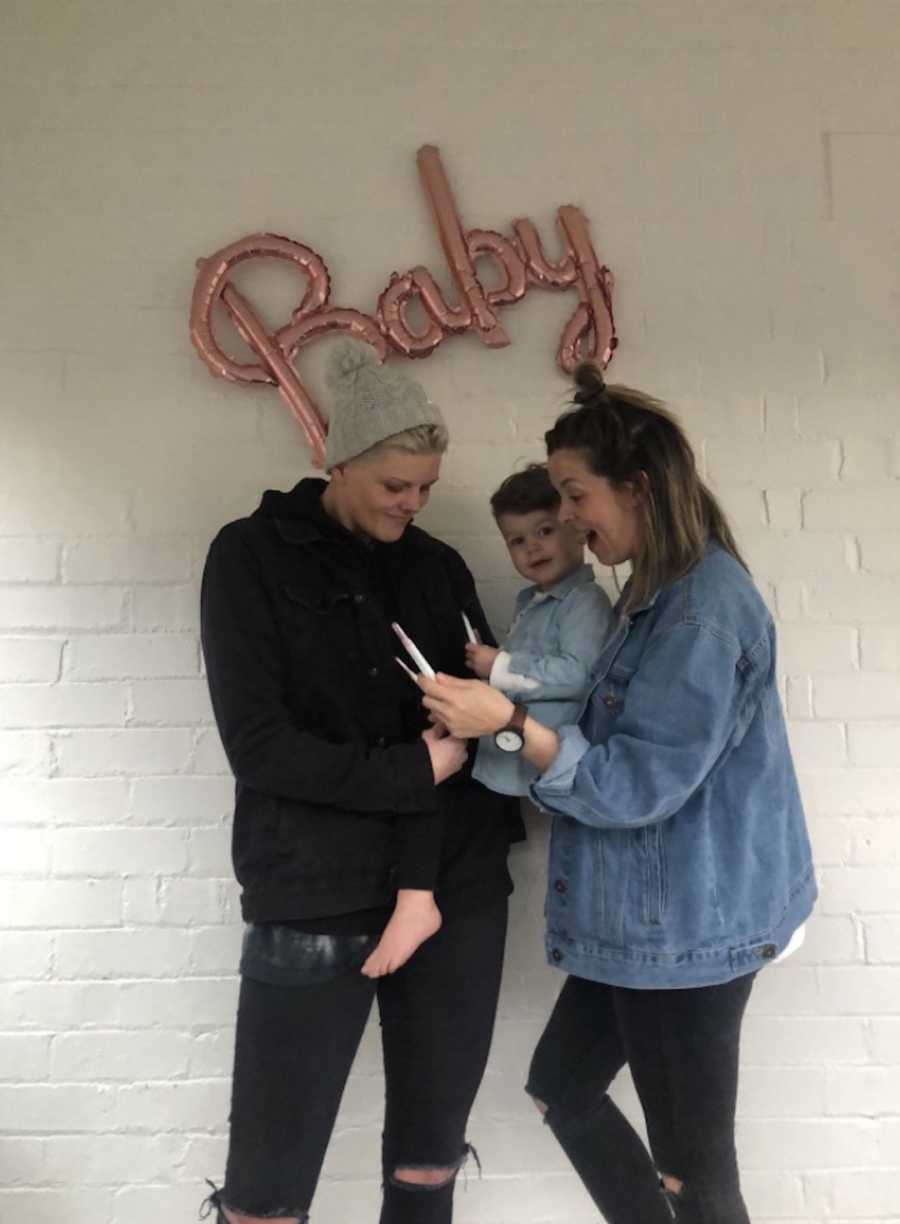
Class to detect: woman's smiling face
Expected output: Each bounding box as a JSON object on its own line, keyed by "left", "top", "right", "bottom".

{"left": 327, "top": 448, "right": 442, "bottom": 542}
{"left": 547, "top": 447, "right": 644, "bottom": 567}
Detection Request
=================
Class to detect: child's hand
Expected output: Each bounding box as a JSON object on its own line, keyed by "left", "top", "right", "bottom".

{"left": 465, "top": 642, "right": 499, "bottom": 679}
{"left": 421, "top": 723, "right": 467, "bottom": 783}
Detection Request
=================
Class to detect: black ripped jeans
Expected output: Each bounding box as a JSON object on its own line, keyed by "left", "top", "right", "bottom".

{"left": 526, "top": 971, "right": 755, "bottom": 1224}
{"left": 217, "top": 901, "right": 507, "bottom": 1223}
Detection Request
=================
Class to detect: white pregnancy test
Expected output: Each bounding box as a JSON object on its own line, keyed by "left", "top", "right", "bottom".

{"left": 391, "top": 622, "right": 436, "bottom": 679}
{"left": 461, "top": 611, "right": 478, "bottom": 644}
{"left": 394, "top": 655, "right": 419, "bottom": 684}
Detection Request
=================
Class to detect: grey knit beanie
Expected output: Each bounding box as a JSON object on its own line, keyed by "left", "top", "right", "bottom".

{"left": 323, "top": 342, "right": 447, "bottom": 470}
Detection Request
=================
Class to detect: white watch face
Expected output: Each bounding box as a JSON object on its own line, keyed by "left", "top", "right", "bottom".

{"left": 495, "top": 729, "right": 524, "bottom": 754}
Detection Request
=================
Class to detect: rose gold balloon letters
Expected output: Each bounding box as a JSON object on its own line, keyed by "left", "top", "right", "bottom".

{"left": 190, "top": 145, "right": 617, "bottom": 462}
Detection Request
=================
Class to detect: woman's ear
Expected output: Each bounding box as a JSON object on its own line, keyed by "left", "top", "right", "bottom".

{"left": 622, "top": 473, "right": 648, "bottom": 507}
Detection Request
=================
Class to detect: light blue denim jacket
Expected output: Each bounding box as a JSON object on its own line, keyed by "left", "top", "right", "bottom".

{"left": 473, "top": 564, "right": 613, "bottom": 797}
{"left": 531, "top": 543, "right": 817, "bottom": 989}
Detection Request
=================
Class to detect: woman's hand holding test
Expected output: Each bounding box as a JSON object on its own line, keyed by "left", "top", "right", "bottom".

{"left": 419, "top": 674, "right": 562, "bottom": 774}
{"left": 420, "top": 673, "right": 513, "bottom": 739}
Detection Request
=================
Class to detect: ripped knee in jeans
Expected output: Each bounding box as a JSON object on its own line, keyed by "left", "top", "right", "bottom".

{"left": 389, "top": 1143, "right": 481, "bottom": 1191}
{"left": 200, "top": 1180, "right": 308, "bottom": 1224}
{"left": 391, "top": 1165, "right": 457, "bottom": 1189}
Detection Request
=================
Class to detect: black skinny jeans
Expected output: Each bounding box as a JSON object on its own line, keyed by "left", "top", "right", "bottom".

{"left": 526, "top": 971, "right": 756, "bottom": 1224}
{"left": 218, "top": 901, "right": 507, "bottom": 1223}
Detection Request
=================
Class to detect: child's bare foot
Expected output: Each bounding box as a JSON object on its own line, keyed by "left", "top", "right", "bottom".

{"left": 361, "top": 890, "right": 442, "bottom": 978}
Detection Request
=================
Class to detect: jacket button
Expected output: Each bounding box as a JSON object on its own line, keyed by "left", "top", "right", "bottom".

{"left": 376, "top": 736, "right": 387, "bottom": 747}
{"left": 554, "top": 879, "right": 567, "bottom": 894}
{"left": 756, "top": 943, "right": 777, "bottom": 960}
{"left": 354, "top": 593, "right": 365, "bottom": 604}
{"left": 551, "top": 948, "right": 563, "bottom": 963}
{"left": 368, "top": 666, "right": 380, "bottom": 678}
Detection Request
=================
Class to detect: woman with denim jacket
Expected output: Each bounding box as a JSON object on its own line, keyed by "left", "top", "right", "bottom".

{"left": 420, "top": 364, "right": 817, "bottom": 1224}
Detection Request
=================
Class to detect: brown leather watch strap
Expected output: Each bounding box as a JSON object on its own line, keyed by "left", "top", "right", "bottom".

{"left": 502, "top": 702, "right": 527, "bottom": 735}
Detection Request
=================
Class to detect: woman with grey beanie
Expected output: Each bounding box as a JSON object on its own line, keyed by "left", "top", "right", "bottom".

{"left": 199, "top": 342, "right": 521, "bottom": 1224}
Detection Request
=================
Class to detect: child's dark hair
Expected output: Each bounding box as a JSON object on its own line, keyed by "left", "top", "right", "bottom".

{"left": 545, "top": 363, "right": 747, "bottom": 613}
{"left": 490, "top": 464, "right": 560, "bottom": 520}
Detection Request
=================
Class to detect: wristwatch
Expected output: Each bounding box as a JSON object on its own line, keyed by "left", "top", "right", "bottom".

{"left": 494, "top": 702, "right": 527, "bottom": 754}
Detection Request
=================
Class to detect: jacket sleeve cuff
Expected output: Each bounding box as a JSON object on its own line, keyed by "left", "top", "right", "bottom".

{"left": 490, "top": 649, "right": 540, "bottom": 694}
{"left": 531, "top": 724, "right": 591, "bottom": 805}
{"left": 392, "top": 738, "right": 439, "bottom": 814}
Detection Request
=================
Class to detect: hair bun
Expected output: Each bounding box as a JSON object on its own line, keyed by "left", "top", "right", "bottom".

{"left": 573, "top": 360, "right": 608, "bottom": 405}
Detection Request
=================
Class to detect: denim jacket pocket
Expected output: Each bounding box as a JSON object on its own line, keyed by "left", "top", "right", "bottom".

{"left": 640, "top": 826, "right": 667, "bottom": 926}
{"left": 562, "top": 821, "right": 610, "bottom": 940}
{"left": 600, "top": 661, "right": 635, "bottom": 716}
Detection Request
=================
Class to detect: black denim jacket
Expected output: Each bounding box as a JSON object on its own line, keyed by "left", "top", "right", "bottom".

{"left": 201, "top": 478, "right": 520, "bottom": 925}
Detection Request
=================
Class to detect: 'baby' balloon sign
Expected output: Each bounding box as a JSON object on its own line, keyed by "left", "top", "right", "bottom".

{"left": 190, "top": 144, "right": 617, "bottom": 467}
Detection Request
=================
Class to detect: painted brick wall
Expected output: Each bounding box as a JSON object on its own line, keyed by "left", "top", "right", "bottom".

{"left": 2, "top": 2, "right": 899, "bottom": 1221}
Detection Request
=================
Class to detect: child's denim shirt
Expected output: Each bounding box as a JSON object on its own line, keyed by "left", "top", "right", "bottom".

{"left": 473, "top": 564, "right": 614, "bottom": 797}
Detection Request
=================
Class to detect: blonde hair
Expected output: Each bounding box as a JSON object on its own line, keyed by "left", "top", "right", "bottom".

{"left": 545, "top": 364, "right": 747, "bottom": 614}
{"left": 356, "top": 422, "right": 449, "bottom": 463}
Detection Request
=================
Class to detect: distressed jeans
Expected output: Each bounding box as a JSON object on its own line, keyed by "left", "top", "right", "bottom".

{"left": 526, "top": 971, "right": 756, "bottom": 1224}
{"left": 212, "top": 901, "right": 507, "bottom": 1222}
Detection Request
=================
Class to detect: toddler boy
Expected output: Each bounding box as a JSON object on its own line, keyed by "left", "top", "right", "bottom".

{"left": 468, "top": 465, "right": 613, "bottom": 796}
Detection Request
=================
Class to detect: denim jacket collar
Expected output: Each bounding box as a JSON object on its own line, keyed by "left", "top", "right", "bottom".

{"left": 615, "top": 542, "right": 727, "bottom": 620}
{"left": 615, "top": 587, "right": 660, "bottom": 621}
{"left": 516, "top": 562, "right": 596, "bottom": 611}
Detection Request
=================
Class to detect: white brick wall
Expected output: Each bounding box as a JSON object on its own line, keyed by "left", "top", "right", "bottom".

{"left": 2, "top": 2, "right": 899, "bottom": 1221}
